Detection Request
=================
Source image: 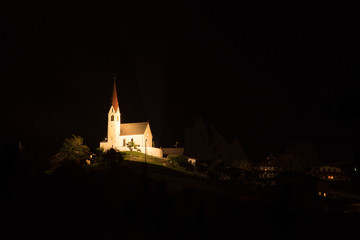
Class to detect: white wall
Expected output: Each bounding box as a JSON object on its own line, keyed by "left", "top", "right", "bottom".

{"left": 119, "top": 133, "right": 152, "bottom": 148}
{"left": 140, "top": 147, "right": 163, "bottom": 158}
{"left": 120, "top": 135, "right": 144, "bottom": 147}
{"left": 117, "top": 146, "right": 163, "bottom": 158}
{"left": 107, "top": 106, "right": 121, "bottom": 147}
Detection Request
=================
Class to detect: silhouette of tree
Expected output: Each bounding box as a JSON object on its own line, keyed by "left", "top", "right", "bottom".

{"left": 103, "top": 148, "right": 124, "bottom": 168}
{"left": 229, "top": 139, "right": 252, "bottom": 171}
{"left": 0, "top": 141, "right": 29, "bottom": 176}
{"left": 184, "top": 118, "right": 214, "bottom": 170}
{"left": 184, "top": 118, "right": 252, "bottom": 176}
{"left": 281, "top": 140, "right": 319, "bottom": 172}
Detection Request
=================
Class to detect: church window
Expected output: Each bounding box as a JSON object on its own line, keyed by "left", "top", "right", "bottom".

{"left": 123, "top": 139, "right": 126, "bottom": 146}
{"left": 117, "top": 116, "right": 119, "bottom": 121}
{"left": 111, "top": 115, "right": 114, "bottom": 121}
{"left": 131, "top": 138, "right": 133, "bottom": 143}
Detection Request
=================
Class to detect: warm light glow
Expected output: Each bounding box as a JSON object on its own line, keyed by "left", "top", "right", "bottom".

{"left": 319, "top": 192, "right": 322, "bottom": 196}
{"left": 324, "top": 193, "right": 326, "bottom": 197}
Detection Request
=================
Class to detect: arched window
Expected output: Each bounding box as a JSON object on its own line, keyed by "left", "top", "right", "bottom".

{"left": 111, "top": 115, "right": 114, "bottom": 121}
{"left": 117, "top": 116, "right": 119, "bottom": 121}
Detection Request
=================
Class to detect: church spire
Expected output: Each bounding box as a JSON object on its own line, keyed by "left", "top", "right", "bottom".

{"left": 112, "top": 76, "right": 119, "bottom": 112}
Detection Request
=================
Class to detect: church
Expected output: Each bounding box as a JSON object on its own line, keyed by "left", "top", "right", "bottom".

{"left": 100, "top": 78, "right": 163, "bottom": 158}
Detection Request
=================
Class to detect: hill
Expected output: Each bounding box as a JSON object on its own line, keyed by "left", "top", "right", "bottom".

{"left": 1, "top": 159, "right": 359, "bottom": 239}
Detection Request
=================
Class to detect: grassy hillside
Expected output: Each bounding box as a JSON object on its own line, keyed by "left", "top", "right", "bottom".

{"left": 122, "top": 151, "right": 170, "bottom": 166}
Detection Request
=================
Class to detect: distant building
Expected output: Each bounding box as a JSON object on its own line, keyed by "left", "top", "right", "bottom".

{"left": 311, "top": 162, "right": 355, "bottom": 182}
{"left": 99, "top": 77, "right": 163, "bottom": 158}
{"left": 255, "top": 153, "right": 283, "bottom": 180}
{"left": 162, "top": 148, "right": 184, "bottom": 158}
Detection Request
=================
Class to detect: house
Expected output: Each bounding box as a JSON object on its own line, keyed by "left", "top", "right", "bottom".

{"left": 255, "top": 153, "right": 283, "bottom": 180}
{"left": 311, "top": 161, "right": 355, "bottom": 182}
{"left": 162, "top": 147, "right": 184, "bottom": 158}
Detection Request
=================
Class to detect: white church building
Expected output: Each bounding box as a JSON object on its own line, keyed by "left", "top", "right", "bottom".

{"left": 100, "top": 78, "right": 163, "bottom": 158}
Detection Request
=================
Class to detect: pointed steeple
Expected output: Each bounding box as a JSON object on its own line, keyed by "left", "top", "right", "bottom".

{"left": 112, "top": 76, "right": 119, "bottom": 112}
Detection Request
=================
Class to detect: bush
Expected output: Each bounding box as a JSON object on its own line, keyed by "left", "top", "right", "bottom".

{"left": 169, "top": 155, "right": 195, "bottom": 172}
{"left": 53, "top": 160, "right": 82, "bottom": 176}
{"left": 103, "top": 148, "right": 124, "bottom": 168}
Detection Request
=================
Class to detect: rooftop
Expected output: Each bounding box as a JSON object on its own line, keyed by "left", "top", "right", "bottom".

{"left": 120, "top": 122, "right": 149, "bottom": 136}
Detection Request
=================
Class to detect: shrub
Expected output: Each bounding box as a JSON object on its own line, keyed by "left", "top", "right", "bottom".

{"left": 169, "top": 155, "right": 194, "bottom": 172}
{"left": 103, "top": 148, "right": 124, "bottom": 168}
{"left": 53, "top": 159, "right": 82, "bottom": 176}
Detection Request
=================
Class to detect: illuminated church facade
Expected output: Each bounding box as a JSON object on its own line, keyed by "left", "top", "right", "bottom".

{"left": 100, "top": 78, "right": 163, "bottom": 158}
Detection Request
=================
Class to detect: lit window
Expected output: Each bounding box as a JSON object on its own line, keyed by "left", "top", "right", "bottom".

{"left": 324, "top": 193, "right": 326, "bottom": 197}
{"left": 331, "top": 176, "right": 334, "bottom": 179}
{"left": 117, "top": 116, "right": 119, "bottom": 121}
{"left": 319, "top": 192, "right": 322, "bottom": 196}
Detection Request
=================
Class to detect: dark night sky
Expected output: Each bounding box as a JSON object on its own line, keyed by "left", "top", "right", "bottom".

{"left": 1, "top": 2, "right": 359, "bottom": 160}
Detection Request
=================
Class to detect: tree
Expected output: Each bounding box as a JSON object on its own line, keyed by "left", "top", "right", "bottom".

{"left": 169, "top": 155, "right": 195, "bottom": 172}
{"left": 126, "top": 141, "right": 141, "bottom": 152}
{"left": 58, "top": 135, "right": 90, "bottom": 163}
{"left": 93, "top": 147, "right": 104, "bottom": 163}
{"left": 184, "top": 118, "right": 214, "bottom": 170}
{"left": 184, "top": 118, "right": 252, "bottom": 176}
{"left": 103, "top": 148, "right": 124, "bottom": 168}
{"left": 281, "top": 140, "right": 319, "bottom": 173}
{"left": 228, "top": 139, "right": 252, "bottom": 171}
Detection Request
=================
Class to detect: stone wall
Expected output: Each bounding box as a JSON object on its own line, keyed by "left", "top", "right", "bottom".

{"left": 116, "top": 146, "right": 163, "bottom": 158}
{"left": 100, "top": 139, "right": 163, "bottom": 158}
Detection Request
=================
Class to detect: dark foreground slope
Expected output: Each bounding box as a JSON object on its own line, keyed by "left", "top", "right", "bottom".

{"left": 1, "top": 161, "right": 359, "bottom": 240}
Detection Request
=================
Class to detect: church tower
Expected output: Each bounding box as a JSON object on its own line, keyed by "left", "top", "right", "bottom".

{"left": 107, "top": 77, "right": 121, "bottom": 149}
